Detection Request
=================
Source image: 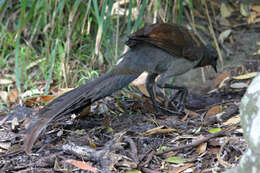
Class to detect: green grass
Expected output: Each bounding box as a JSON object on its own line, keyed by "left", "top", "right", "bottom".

{"left": 0, "top": 0, "right": 231, "bottom": 96}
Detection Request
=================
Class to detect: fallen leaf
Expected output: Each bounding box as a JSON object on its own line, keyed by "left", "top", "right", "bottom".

{"left": 223, "top": 115, "right": 240, "bottom": 125}
{"left": 66, "top": 159, "right": 97, "bottom": 173}
{"left": 252, "top": 5, "right": 260, "bottom": 12}
{"left": 0, "top": 91, "right": 8, "bottom": 103}
{"left": 165, "top": 156, "right": 186, "bottom": 164}
{"left": 232, "top": 72, "right": 258, "bottom": 80}
{"left": 21, "top": 89, "right": 42, "bottom": 98}
{"left": 236, "top": 128, "right": 243, "bottom": 133}
{"left": 214, "top": 71, "right": 230, "bottom": 87}
{"left": 230, "top": 82, "right": 248, "bottom": 89}
{"left": 209, "top": 128, "right": 222, "bottom": 134}
{"left": 157, "top": 146, "right": 168, "bottom": 152}
{"left": 55, "top": 87, "right": 74, "bottom": 95}
{"left": 0, "top": 142, "right": 11, "bottom": 150}
{"left": 7, "top": 90, "right": 19, "bottom": 104}
{"left": 220, "top": 3, "right": 234, "bottom": 18}
{"left": 24, "top": 95, "right": 55, "bottom": 106}
{"left": 86, "top": 135, "right": 96, "bottom": 149}
{"left": 253, "top": 49, "right": 260, "bottom": 55}
{"left": 208, "top": 147, "right": 220, "bottom": 154}
{"left": 11, "top": 117, "right": 19, "bottom": 130}
{"left": 144, "top": 126, "right": 177, "bottom": 135}
{"left": 169, "top": 163, "right": 194, "bottom": 173}
{"left": 247, "top": 12, "right": 260, "bottom": 24}
{"left": 0, "top": 78, "right": 14, "bottom": 85}
{"left": 196, "top": 142, "right": 207, "bottom": 154}
{"left": 78, "top": 106, "right": 91, "bottom": 118}
{"left": 205, "top": 105, "right": 223, "bottom": 117}
{"left": 218, "top": 29, "right": 232, "bottom": 44}
{"left": 240, "top": 3, "right": 249, "bottom": 16}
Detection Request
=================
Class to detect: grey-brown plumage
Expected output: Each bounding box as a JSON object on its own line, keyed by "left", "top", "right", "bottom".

{"left": 24, "top": 23, "right": 218, "bottom": 154}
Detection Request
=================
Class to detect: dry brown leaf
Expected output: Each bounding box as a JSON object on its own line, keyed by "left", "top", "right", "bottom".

{"left": 0, "top": 78, "right": 14, "bottom": 85}
{"left": 7, "top": 90, "right": 19, "bottom": 104}
{"left": 24, "top": 97, "right": 37, "bottom": 106}
{"left": 77, "top": 106, "right": 91, "bottom": 119}
{"left": 181, "top": 110, "right": 190, "bottom": 121}
{"left": 86, "top": 135, "right": 96, "bottom": 149}
{"left": 208, "top": 147, "right": 220, "bottom": 154}
{"left": 232, "top": 72, "right": 258, "bottom": 80}
{"left": 252, "top": 5, "right": 260, "bottom": 12}
{"left": 214, "top": 71, "right": 230, "bottom": 87}
{"left": 196, "top": 142, "right": 207, "bottom": 154}
{"left": 223, "top": 115, "right": 240, "bottom": 125}
{"left": 247, "top": 12, "right": 260, "bottom": 24}
{"left": 40, "top": 95, "right": 55, "bottom": 103}
{"left": 66, "top": 159, "right": 97, "bottom": 173}
{"left": 205, "top": 105, "right": 223, "bottom": 118}
{"left": 24, "top": 95, "right": 55, "bottom": 106}
{"left": 53, "top": 87, "right": 74, "bottom": 96}
{"left": 144, "top": 126, "right": 177, "bottom": 135}
{"left": 169, "top": 163, "right": 194, "bottom": 173}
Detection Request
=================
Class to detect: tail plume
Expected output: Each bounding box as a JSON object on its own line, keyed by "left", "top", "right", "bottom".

{"left": 24, "top": 69, "right": 139, "bottom": 154}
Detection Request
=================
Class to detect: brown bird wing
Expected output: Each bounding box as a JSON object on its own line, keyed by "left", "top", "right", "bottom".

{"left": 126, "top": 23, "right": 204, "bottom": 61}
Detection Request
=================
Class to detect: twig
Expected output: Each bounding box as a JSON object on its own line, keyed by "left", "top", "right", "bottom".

{"left": 124, "top": 136, "right": 139, "bottom": 164}
{"left": 141, "top": 167, "right": 161, "bottom": 173}
{"left": 156, "top": 130, "right": 226, "bottom": 155}
{"left": 139, "top": 150, "right": 155, "bottom": 167}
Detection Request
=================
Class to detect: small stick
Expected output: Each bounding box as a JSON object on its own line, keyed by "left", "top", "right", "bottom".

{"left": 156, "top": 130, "right": 226, "bottom": 155}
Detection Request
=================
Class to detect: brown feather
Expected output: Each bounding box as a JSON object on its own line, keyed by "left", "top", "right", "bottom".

{"left": 126, "top": 23, "right": 204, "bottom": 61}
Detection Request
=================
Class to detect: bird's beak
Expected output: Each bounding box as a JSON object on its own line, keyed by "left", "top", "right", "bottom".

{"left": 212, "top": 64, "right": 217, "bottom": 73}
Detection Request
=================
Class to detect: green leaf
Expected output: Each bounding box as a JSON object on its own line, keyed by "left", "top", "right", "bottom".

{"left": 209, "top": 128, "right": 222, "bottom": 134}
{"left": 165, "top": 156, "right": 186, "bottom": 164}
{"left": 157, "top": 146, "right": 168, "bottom": 152}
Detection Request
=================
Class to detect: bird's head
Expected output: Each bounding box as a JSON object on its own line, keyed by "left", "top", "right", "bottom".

{"left": 196, "top": 45, "right": 218, "bottom": 72}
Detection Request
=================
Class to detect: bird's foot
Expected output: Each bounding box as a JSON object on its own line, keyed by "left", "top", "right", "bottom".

{"left": 168, "top": 89, "right": 187, "bottom": 113}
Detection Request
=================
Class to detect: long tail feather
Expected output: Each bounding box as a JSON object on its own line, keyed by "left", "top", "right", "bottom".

{"left": 24, "top": 69, "right": 139, "bottom": 154}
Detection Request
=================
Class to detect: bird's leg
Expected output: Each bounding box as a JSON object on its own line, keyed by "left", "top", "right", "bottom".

{"left": 146, "top": 73, "right": 183, "bottom": 116}
{"left": 163, "top": 84, "right": 188, "bottom": 112}
{"left": 146, "top": 73, "right": 160, "bottom": 112}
